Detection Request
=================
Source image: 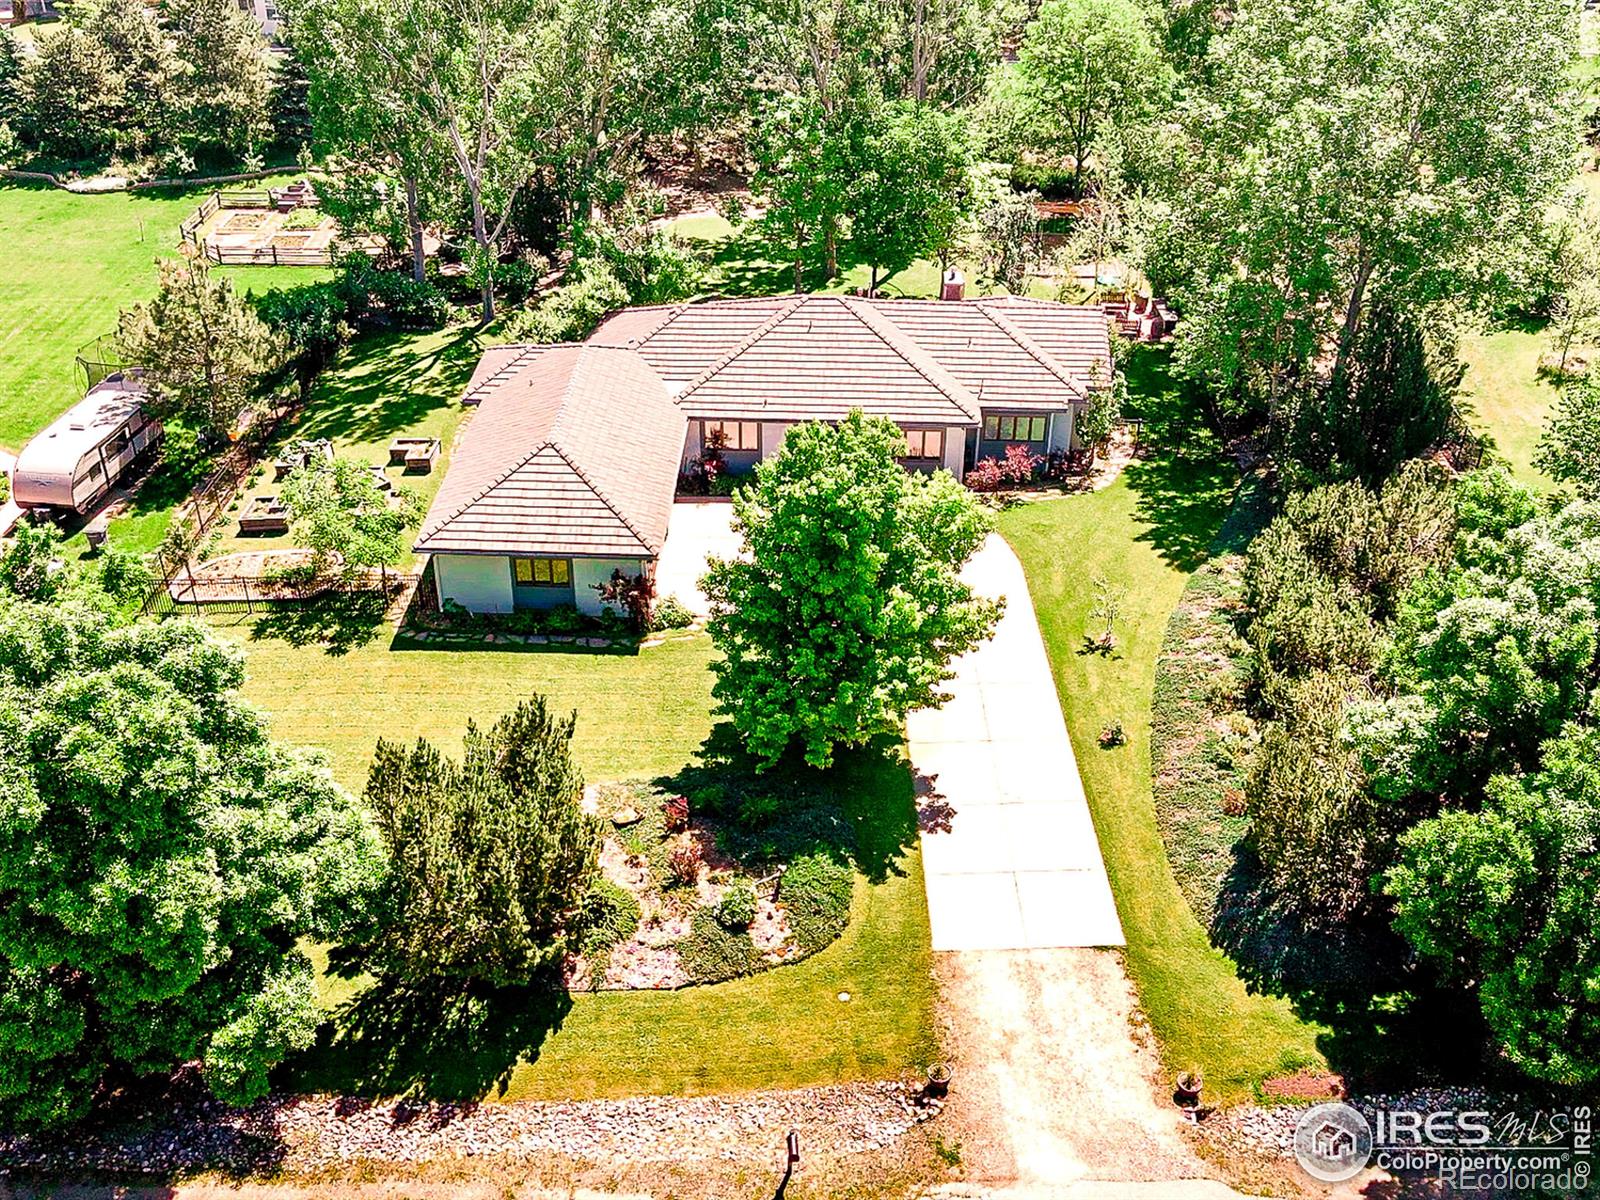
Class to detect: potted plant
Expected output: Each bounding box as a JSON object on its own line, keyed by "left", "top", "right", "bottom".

{"left": 925, "top": 1062, "right": 953, "bottom": 1099}
{"left": 1175, "top": 1069, "right": 1203, "bottom": 1106}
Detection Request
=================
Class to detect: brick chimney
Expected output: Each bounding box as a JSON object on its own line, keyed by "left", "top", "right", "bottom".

{"left": 940, "top": 268, "right": 965, "bottom": 301}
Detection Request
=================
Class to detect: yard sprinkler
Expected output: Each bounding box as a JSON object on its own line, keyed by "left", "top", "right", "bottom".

{"left": 773, "top": 1129, "right": 800, "bottom": 1198}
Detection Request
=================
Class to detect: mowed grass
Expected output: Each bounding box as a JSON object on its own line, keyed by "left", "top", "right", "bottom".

{"left": 996, "top": 352, "right": 1325, "bottom": 1102}
{"left": 204, "top": 621, "right": 937, "bottom": 1098}
{"left": 1458, "top": 326, "right": 1560, "bottom": 490}
{"left": 0, "top": 180, "right": 329, "bottom": 453}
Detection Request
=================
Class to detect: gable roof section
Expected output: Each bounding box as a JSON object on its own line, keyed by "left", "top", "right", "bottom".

{"left": 971, "top": 296, "right": 1112, "bottom": 390}
{"left": 416, "top": 345, "right": 684, "bottom": 558}
{"left": 595, "top": 297, "right": 797, "bottom": 389}
{"left": 616, "top": 295, "right": 981, "bottom": 425}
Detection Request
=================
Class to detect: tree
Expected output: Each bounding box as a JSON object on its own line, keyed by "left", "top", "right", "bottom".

{"left": 1076, "top": 363, "right": 1125, "bottom": 466}
{"left": 0, "top": 522, "right": 65, "bottom": 602}
{"left": 1536, "top": 378, "right": 1600, "bottom": 499}
{"left": 1159, "top": 0, "right": 1577, "bottom": 417}
{"left": 1011, "top": 0, "right": 1173, "bottom": 196}
{"left": 1386, "top": 726, "right": 1600, "bottom": 1085}
{"left": 850, "top": 100, "right": 974, "bottom": 293}
{"left": 1087, "top": 572, "right": 1125, "bottom": 650}
{"left": 15, "top": 24, "right": 121, "bottom": 161}
{"left": 84, "top": 0, "right": 180, "bottom": 161}
{"left": 751, "top": 93, "right": 853, "bottom": 292}
{"left": 361, "top": 697, "right": 600, "bottom": 985}
{"left": 974, "top": 185, "right": 1041, "bottom": 294}
{"left": 163, "top": 0, "right": 275, "bottom": 162}
{"left": 886, "top": 0, "right": 1022, "bottom": 107}
{"left": 0, "top": 597, "right": 381, "bottom": 1129}
{"left": 702, "top": 411, "right": 1001, "bottom": 768}
{"left": 278, "top": 453, "right": 422, "bottom": 581}
{"left": 116, "top": 258, "right": 287, "bottom": 437}
{"left": 1543, "top": 197, "right": 1600, "bottom": 376}
{"left": 285, "top": 0, "right": 449, "bottom": 281}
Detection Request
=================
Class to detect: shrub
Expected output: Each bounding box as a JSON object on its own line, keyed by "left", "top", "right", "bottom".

{"left": 998, "top": 443, "right": 1043, "bottom": 484}
{"left": 653, "top": 595, "right": 695, "bottom": 629}
{"left": 510, "top": 258, "right": 630, "bottom": 343}
{"left": 667, "top": 840, "right": 703, "bottom": 888}
{"left": 543, "top": 605, "right": 583, "bottom": 634}
{"left": 593, "top": 567, "right": 654, "bottom": 632}
{"left": 679, "top": 906, "right": 762, "bottom": 983}
{"left": 578, "top": 876, "right": 641, "bottom": 963}
{"left": 716, "top": 883, "right": 757, "bottom": 930}
{"left": 779, "top": 853, "right": 852, "bottom": 953}
{"left": 965, "top": 457, "right": 1005, "bottom": 492}
{"left": 254, "top": 281, "right": 354, "bottom": 396}
{"left": 1098, "top": 720, "right": 1126, "bottom": 748}
{"left": 662, "top": 793, "right": 690, "bottom": 833}
{"left": 496, "top": 253, "right": 550, "bottom": 307}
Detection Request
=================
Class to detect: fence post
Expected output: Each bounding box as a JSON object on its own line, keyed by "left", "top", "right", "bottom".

{"left": 244, "top": 576, "right": 253, "bottom": 614}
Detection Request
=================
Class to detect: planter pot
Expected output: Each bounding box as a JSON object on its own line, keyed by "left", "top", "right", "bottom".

{"left": 1175, "top": 1072, "right": 1203, "bottom": 1106}
{"left": 925, "top": 1063, "right": 952, "bottom": 1099}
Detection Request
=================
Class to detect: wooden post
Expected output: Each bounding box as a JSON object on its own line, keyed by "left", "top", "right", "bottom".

{"left": 244, "top": 576, "right": 253, "bottom": 614}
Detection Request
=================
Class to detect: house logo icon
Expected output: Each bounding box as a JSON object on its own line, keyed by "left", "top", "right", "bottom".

{"left": 1294, "top": 1102, "right": 1373, "bottom": 1182}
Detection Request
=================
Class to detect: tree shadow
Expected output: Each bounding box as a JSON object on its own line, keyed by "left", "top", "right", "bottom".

{"left": 655, "top": 722, "right": 920, "bottom": 885}
{"left": 1211, "top": 842, "right": 1497, "bottom": 1091}
{"left": 278, "top": 973, "right": 572, "bottom": 1101}
{"left": 283, "top": 327, "right": 485, "bottom": 448}
{"left": 1119, "top": 346, "right": 1239, "bottom": 572}
{"left": 246, "top": 588, "right": 392, "bottom": 656}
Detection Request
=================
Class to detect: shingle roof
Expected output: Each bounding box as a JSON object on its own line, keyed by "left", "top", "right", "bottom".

{"left": 415, "top": 345, "right": 684, "bottom": 558}
{"left": 591, "top": 294, "right": 1110, "bottom": 418}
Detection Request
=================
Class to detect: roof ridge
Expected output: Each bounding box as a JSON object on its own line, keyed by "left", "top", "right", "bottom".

{"left": 844, "top": 297, "right": 982, "bottom": 420}
{"left": 973, "top": 302, "right": 1088, "bottom": 400}
{"left": 672, "top": 294, "right": 808, "bottom": 402}
{"left": 546, "top": 439, "right": 654, "bottom": 554}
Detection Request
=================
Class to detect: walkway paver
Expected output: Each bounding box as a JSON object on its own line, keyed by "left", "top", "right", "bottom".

{"left": 908, "top": 535, "right": 1123, "bottom": 950}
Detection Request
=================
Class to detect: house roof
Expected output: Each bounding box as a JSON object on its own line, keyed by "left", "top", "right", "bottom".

{"left": 591, "top": 294, "right": 1111, "bottom": 419}
{"left": 415, "top": 345, "right": 685, "bottom": 559}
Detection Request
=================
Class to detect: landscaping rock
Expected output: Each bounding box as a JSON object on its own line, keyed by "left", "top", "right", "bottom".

{"left": 611, "top": 806, "right": 642, "bottom": 827}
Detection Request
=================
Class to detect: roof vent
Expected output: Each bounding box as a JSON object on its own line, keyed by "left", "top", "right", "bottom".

{"left": 941, "top": 268, "right": 965, "bottom": 301}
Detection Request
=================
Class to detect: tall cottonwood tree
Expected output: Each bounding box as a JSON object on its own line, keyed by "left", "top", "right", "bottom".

{"left": 1158, "top": 0, "right": 1577, "bottom": 415}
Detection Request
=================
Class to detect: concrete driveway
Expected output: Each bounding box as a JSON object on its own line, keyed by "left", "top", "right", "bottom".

{"left": 908, "top": 535, "right": 1124, "bottom": 950}
{"left": 654, "top": 500, "right": 742, "bottom": 616}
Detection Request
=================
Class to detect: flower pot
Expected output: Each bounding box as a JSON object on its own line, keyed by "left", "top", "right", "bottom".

{"left": 925, "top": 1063, "right": 952, "bottom": 1099}
{"left": 1175, "top": 1072, "right": 1203, "bottom": 1106}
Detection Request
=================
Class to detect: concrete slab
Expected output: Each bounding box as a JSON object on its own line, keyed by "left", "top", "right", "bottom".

{"left": 654, "top": 500, "right": 742, "bottom": 616}
{"left": 910, "top": 535, "right": 1125, "bottom": 950}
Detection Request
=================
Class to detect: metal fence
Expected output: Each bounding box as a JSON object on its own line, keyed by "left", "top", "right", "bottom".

{"left": 142, "top": 568, "right": 403, "bottom": 618}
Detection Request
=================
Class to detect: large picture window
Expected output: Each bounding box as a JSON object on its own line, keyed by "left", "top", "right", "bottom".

{"left": 983, "top": 413, "right": 1048, "bottom": 442}
{"left": 513, "top": 556, "right": 571, "bottom": 587}
{"left": 902, "top": 428, "right": 944, "bottom": 460}
{"left": 701, "top": 419, "right": 760, "bottom": 451}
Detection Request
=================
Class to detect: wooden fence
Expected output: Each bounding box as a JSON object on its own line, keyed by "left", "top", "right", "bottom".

{"left": 196, "top": 240, "right": 342, "bottom": 266}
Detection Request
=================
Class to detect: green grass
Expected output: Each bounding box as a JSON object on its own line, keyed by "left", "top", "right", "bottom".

{"left": 202, "top": 621, "right": 935, "bottom": 1099}
{"left": 1458, "top": 326, "right": 1561, "bottom": 490}
{"left": 995, "top": 349, "right": 1325, "bottom": 1102}
{"left": 0, "top": 179, "right": 329, "bottom": 453}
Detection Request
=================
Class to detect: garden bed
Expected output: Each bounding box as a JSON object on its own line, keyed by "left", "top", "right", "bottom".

{"left": 572, "top": 781, "right": 854, "bottom": 990}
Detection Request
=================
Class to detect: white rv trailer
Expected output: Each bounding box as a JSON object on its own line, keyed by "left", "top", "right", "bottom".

{"left": 11, "top": 375, "right": 163, "bottom": 514}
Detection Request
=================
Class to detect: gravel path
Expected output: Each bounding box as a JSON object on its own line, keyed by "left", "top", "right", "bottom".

{"left": 929, "top": 948, "right": 1243, "bottom": 1196}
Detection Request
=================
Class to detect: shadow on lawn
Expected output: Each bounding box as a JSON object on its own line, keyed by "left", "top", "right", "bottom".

{"left": 248, "top": 588, "right": 392, "bottom": 656}
{"left": 658, "top": 722, "right": 920, "bottom": 886}
{"left": 280, "top": 972, "right": 573, "bottom": 1101}
{"left": 289, "top": 327, "right": 485, "bottom": 447}
{"left": 1120, "top": 346, "right": 1238, "bottom": 573}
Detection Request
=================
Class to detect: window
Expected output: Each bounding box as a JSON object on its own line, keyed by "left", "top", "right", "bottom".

{"left": 701, "top": 419, "right": 760, "bottom": 451}
{"left": 902, "top": 428, "right": 944, "bottom": 460}
{"left": 512, "top": 557, "right": 570, "bottom": 587}
{"left": 983, "top": 413, "right": 1048, "bottom": 442}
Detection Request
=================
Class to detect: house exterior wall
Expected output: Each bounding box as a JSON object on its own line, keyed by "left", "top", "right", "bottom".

{"left": 942, "top": 429, "right": 965, "bottom": 478}
{"left": 684, "top": 416, "right": 969, "bottom": 479}
{"left": 434, "top": 554, "right": 514, "bottom": 613}
{"left": 976, "top": 409, "right": 1072, "bottom": 464}
{"left": 573, "top": 557, "right": 651, "bottom": 617}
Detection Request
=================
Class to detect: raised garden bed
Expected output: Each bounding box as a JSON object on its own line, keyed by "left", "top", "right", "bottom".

{"left": 571, "top": 781, "right": 854, "bottom": 990}
{"left": 238, "top": 494, "right": 290, "bottom": 535}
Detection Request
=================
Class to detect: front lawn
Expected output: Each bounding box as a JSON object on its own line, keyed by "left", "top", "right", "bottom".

{"left": 995, "top": 349, "right": 1326, "bottom": 1102}
{"left": 0, "top": 179, "right": 329, "bottom": 453}
{"left": 1458, "top": 325, "right": 1561, "bottom": 489}
{"left": 203, "top": 619, "right": 937, "bottom": 1099}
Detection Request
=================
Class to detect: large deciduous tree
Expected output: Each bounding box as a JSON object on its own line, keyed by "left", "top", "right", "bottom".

{"left": 1537, "top": 377, "right": 1600, "bottom": 499}
{"left": 361, "top": 697, "right": 600, "bottom": 985}
{"left": 1008, "top": 0, "right": 1173, "bottom": 196}
{"left": 702, "top": 411, "right": 1000, "bottom": 768}
{"left": 1158, "top": 0, "right": 1577, "bottom": 417}
{"left": 116, "top": 258, "right": 287, "bottom": 437}
{"left": 0, "top": 597, "right": 382, "bottom": 1129}
{"left": 279, "top": 453, "right": 423, "bottom": 581}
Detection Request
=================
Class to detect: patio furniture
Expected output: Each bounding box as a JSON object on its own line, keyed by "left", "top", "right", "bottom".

{"left": 388, "top": 436, "right": 440, "bottom": 474}
{"left": 239, "top": 495, "right": 291, "bottom": 534}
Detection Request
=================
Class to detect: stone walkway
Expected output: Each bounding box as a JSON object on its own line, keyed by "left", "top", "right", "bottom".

{"left": 908, "top": 535, "right": 1123, "bottom": 950}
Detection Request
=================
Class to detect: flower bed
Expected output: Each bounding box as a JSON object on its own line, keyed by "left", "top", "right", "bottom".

{"left": 573, "top": 782, "right": 854, "bottom": 990}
